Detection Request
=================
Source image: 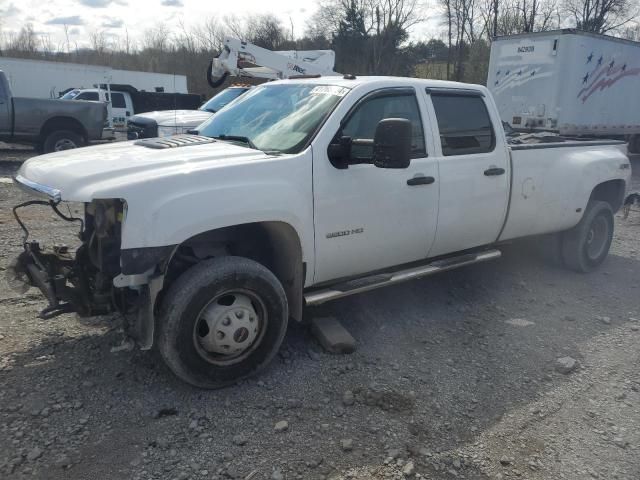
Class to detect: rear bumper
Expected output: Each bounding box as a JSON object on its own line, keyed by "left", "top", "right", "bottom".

{"left": 102, "top": 127, "right": 116, "bottom": 140}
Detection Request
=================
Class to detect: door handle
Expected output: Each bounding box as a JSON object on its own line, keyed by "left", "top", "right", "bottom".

{"left": 407, "top": 176, "right": 435, "bottom": 186}
{"left": 484, "top": 167, "right": 505, "bottom": 176}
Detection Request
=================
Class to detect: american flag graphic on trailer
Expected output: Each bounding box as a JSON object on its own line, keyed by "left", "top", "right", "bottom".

{"left": 578, "top": 51, "right": 640, "bottom": 103}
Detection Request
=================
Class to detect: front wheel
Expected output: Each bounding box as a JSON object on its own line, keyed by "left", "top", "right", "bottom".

{"left": 157, "top": 256, "right": 288, "bottom": 389}
{"left": 561, "top": 201, "right": 614, "bottom": 273}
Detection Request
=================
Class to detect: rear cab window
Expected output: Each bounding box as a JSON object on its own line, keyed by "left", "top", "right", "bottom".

{"left": 110, "top": 93, "right": 126, "bottom": 108}
{"left": 76, "top": 92, "right": 100, "bottom": 101}
{"left": 430, "top": 92, "right": 495, "bottom": 156}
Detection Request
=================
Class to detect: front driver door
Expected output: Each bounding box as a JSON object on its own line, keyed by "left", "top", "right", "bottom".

{"left": 312, "top": 87, "right": 440, "bottom": 284}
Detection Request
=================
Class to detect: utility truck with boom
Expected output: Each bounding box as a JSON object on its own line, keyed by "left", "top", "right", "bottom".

{"left": 127, "top": 37, "right": 339, "bottom": 138}
{"left": 9, "top": 75, "right": 631, "bottom": 389}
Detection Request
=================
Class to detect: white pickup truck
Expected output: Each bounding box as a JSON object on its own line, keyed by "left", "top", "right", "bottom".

{"left": 10, "top": 76, "right": 631, "bottom": 388}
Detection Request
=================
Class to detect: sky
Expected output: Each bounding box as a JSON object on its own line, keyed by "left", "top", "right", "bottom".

{"left": 0, "top": 0, "right": 441, "bottom": 50}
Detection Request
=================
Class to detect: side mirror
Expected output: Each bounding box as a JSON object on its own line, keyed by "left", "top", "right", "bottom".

{"left": 327, "top": 135, "right": 352, "bottom": 169}
{"left": 372, "top": 118, "right": 412, "bottom": 169}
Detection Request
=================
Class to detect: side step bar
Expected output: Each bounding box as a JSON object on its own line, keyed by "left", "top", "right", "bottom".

{"left": 304, "top": 249, "right": 501, "bottom": 306}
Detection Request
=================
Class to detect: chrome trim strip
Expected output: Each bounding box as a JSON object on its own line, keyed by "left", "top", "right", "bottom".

{"left": 14, "top": 175, "right": 62, "bottom": 203}
{"left": 304, "top": 250, "right": 502, "bottom": 306}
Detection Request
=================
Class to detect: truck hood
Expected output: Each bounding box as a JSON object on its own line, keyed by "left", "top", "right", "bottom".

{"left": 16, "top": 138, "right": 274, "bottom": 202}
{"left": 133, "top": 110, "right": 213, "bottom": 127}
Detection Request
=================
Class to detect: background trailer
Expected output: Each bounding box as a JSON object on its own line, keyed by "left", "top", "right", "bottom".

{"left": 0, "top": 57, "right": 189, "bottom": 98}
{"left": 487, "top": 29, "right": 640, "bottom": 151}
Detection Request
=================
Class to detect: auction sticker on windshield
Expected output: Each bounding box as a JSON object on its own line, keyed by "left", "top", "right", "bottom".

{"left": 310, "top": 86, "right": 350, "bottom": 97}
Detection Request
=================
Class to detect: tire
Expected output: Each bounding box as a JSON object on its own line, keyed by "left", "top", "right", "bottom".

{"left": 42, "top": 130, "right": 85, "bottom": 153}
{"left": 561, "top": 201, "right": 614, "bottom": 273}
{"left": 157, "top": 256, "right": 288, "bottom": 389}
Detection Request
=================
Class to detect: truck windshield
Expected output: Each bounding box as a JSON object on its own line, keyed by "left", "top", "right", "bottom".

{"left": 198, "top": 84, "right": 350, "bottom": 154}
{"left": 60, "top": 90, "right": 81, "bottom": 100}
{"left": 199, "top": 88, "right": 249, "bottom": 113}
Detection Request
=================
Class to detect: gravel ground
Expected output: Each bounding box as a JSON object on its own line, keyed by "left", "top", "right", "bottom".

{"left": 0, "top": 146, "right": 639, "bottom": 480}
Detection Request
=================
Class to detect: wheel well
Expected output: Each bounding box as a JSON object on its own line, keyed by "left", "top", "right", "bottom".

{"left": 162, "top": 222, "right": 304, "bottom": 322}
{"left": 590, "top": 180, "right": 626, "bottom": 213}
{"left": 40, "top": 117, "right": 88, "bottom": 142}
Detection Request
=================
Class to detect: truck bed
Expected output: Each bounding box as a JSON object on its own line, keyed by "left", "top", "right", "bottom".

{"left": 499, "top": 137, "right": 629, "bottom": 241}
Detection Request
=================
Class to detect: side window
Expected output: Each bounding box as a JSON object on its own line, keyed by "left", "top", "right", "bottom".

{"left": 111, "top": 93, "right": 126, "bottom": 108}
{"left": 341, "top": 92, "right": 426, "bottom": 160}
{"left": 76, "top": 92, "right": 99, "bottom": 101}
{"left": 431, "top": 94, "right": 495, "bottom": 156}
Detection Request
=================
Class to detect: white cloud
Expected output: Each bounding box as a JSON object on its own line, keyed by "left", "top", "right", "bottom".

{"left": 46, "top": 15, "right": 85, "bottom": 25}
{"left": 102, "top": 18, "right": 124, "bottom": 28}
{"left": 0, "top": 2, "right": 21, "bottom": 16}
{"left": 161, "top": 0, "right": 183, "bottom": 6}
{"left": 78, "top": 0, "right": 127, "bottom": 7}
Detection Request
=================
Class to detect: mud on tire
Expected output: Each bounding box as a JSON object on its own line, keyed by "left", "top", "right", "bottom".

{"left": 157, "top": 256, "right": 288, "bottom": 389}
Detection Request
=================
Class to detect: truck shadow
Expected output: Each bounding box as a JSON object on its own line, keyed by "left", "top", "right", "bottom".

{"left": 1, "top": 246, "right": 639, "bottom": 479}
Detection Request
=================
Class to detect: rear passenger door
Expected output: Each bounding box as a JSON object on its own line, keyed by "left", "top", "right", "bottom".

{"left": 425, "top": 89, "right": 510, "bottom": 257}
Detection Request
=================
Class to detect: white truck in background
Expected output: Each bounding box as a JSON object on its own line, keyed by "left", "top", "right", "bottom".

{"left": 10, "top": 76, "right": 631, "bottom": 389}
{"left": 126, "top": 37, "right": 340, "bottom": 139}
{"left": 127, "top": 84, "right": 253, "bottom": 139}
{"left": 487, "top": 29, "right": 640, "bottom": 152}
{"left": 61, "top": 85, "right": 202, "bottom": 130}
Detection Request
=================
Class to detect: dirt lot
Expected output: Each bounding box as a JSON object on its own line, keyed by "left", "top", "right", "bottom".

{"left": 1, "top": 145, "right": 639, "bottom": 480}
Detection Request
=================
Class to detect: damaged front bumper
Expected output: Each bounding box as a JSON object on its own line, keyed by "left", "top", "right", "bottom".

{"left": 8, "top": 197, "right": 112, "bottom": 319}
{"left": 8, "top": 190, "right": 174, "bottom": 349}
{"left": 7, "top": 244, "right": 92, "bottom": 319}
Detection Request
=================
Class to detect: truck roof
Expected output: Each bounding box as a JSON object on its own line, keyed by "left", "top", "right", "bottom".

{"left": 269, "top": 75, "right": 489, "bottom": 93}
{"left": 492, "top": 28, "right": 640, "bottom": 47}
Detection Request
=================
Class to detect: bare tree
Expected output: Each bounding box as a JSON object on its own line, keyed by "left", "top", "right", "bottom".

{"left": 8, "top": 23, "right": 38, "bottom": 55}
{"left": 477, "top": 0, "right": 559, "bottom": 39}
{"left": 564, "top": 0, "right": 639, "bottom": 33}
{"left": 191, "top": 17, "right": 225, "bottom": 52}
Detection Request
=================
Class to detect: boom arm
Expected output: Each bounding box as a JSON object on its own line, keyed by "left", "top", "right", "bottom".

{"left": 207, "top": 37, "right": 339, "bottom": 88}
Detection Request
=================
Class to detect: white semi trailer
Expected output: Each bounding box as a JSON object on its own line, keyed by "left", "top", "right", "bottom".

{"left": 0, "top": 57, "right": 189, "bottom": 99}
{"left": 487, "top": 29, "right": 640, "bottom": 152}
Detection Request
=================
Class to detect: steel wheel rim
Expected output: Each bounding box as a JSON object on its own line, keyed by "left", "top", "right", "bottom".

{"left": 585, "top": 215, "right": 609, "bottom": 260}
{"left": 192, "top": 289, "right": 267, "bottom": 366}
{"left": 54, "top": 138, "right": 77, "bottom": 151}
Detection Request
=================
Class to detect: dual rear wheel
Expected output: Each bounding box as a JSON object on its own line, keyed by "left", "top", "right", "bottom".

{"left": 560, "top": 200, "right": 614, "bottom": 273}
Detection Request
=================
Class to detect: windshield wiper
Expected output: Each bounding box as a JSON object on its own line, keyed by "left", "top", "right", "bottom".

{"left": 214, "top": 135, "right": 257, "bottom": 150}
